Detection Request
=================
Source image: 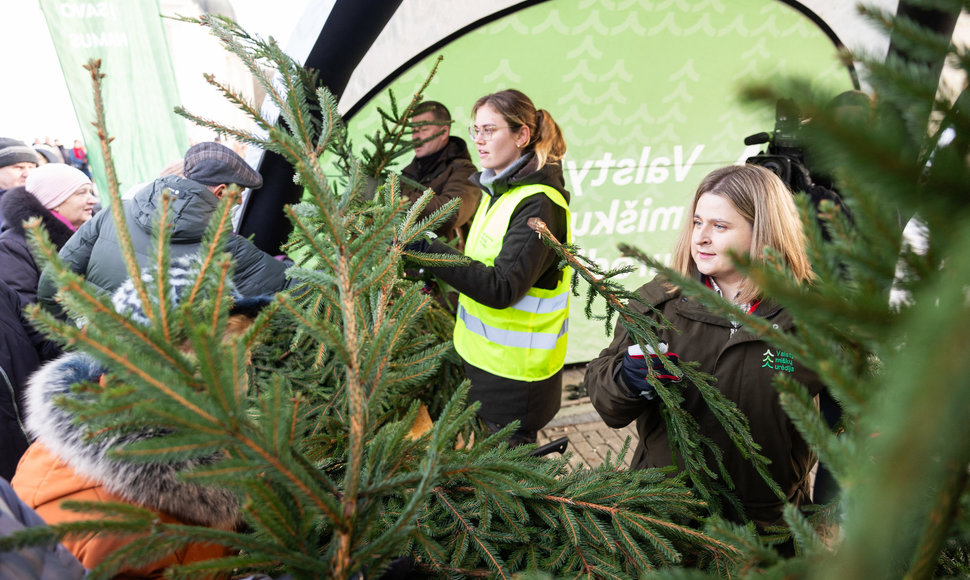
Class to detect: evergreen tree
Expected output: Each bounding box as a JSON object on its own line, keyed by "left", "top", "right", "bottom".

{"left": 532, "top": 0, "right": 970, "bottom": 577}
{"left": 5, "top": 2, "right": 969, "bottom": 577}
{"left": 2, "top": 14, "right": 741, "bottom": 580}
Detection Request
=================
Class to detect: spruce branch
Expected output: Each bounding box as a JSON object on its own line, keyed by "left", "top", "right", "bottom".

{"left": 528, "top": 218, "right": 783, "bottom": 512}
{"left": 151, "top": 192, "right": 176, "bottom": 343}
{"left": 327, "top": 57, "right": 443, "bottom": 182}
{"left": 10, "top": 15, "right": 781, "bottom": 580}
{"left": 23, "top": 250, "right": 191, "bottom": 380}
{"left": 904, "top": 462, "right": 970, "bottom": 580}
{"left": 81, "top": 58, "right": 155, "bottom": 326}
{"left": 372, "top": 56, "right": 443, "bottom": 178}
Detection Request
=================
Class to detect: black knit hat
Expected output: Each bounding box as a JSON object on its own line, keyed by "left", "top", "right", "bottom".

{"left": 0, "top": 137, "right": 40, "bottom": 169}
{"left": 182, "top": 141, "right": 262, "bottom": 189}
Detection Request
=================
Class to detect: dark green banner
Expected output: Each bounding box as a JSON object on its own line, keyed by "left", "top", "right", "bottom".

{"left": 39, "top": 0, "right": 188, "bottom": 198}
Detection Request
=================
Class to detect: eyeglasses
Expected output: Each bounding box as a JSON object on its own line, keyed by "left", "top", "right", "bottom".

{"left": 468, "top": 125, "right": 510, "bottom": 141}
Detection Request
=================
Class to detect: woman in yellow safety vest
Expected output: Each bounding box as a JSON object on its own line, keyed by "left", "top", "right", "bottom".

{"left": 409, "top": 89, "right": 571, "bottom": 446}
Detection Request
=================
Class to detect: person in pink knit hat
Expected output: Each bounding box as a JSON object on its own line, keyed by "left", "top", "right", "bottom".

{"left": 0, "top": 163, "right": 96, "bottom": 303}
{"left": 25, "top": 163, "right": 97, "bottom": 230}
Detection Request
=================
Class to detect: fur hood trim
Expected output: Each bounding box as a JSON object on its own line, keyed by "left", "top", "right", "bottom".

{"left": 24, "top": 352, "right": 240, "bottom": 528}
{"left": 0, "top": 186, "right": 75, "bottom": 249}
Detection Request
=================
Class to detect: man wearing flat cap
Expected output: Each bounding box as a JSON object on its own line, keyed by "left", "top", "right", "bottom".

{"left": 39, "top": 142, "right": 290, "bottom": 316}
{"left": 0, "top": 137, "right": 41, "bottom": 231}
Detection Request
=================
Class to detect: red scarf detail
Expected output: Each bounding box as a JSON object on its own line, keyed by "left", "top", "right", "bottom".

{"left": 702, "top": 276, "right": 760, "bottom": 314}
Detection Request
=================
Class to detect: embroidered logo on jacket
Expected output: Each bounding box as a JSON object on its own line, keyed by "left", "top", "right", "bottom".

{"left": 761, "top": 349, "right": 795, "bottom": 373}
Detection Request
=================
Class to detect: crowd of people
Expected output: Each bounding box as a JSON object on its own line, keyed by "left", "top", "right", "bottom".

{"left": 0, "top": 87, "right": 842, "bottom": 575}
{"left": 30, "top": 137, "right": 92, "bottom": 177}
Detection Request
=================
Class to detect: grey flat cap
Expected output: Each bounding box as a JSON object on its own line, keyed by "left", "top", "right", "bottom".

{"left": 182, "top": 141, "right": 263, "bottom": 189}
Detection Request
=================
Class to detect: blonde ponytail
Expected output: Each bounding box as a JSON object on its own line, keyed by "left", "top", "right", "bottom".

{"left": 532, "top": 109, "right": 567, "bottom": 169}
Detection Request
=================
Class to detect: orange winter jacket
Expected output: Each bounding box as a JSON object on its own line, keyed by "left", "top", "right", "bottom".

{"left": 13, "top": 443, "right": 232, "bottom": 578}
{"left": 11, "top": 353, "right": 240, "bottom": 579}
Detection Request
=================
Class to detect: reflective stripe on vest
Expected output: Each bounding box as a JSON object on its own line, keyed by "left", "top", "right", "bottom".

{"left": 457, "top": 303, "right": 569, "bottom": 350}
{"left": 454, "top": 183, "right": 571, "bottom": 381}
{"left": 510, "top": 291, "right": 570, "bottom": 314}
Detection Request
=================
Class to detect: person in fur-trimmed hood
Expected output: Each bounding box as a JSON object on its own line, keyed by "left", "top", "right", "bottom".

{"left": 11, "top": 260, "right": 263, "bottom": 577}
{"left": 0, "top": 163, "right": 96, "bottom": 304}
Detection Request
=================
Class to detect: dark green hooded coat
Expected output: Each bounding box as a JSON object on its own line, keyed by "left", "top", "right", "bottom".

{"left": 586, "top": 277, "right": 823, "bottom": 529}
{"left": 38, "top": 175, "right": 289, "bottom": 314}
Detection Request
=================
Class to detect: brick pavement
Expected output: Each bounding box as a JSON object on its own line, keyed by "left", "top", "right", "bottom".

{"left": 536, "top": 408, "right": 637, "bottom": 471}
{"left": 535, "top": 365, "right": 639, "bottom": 471}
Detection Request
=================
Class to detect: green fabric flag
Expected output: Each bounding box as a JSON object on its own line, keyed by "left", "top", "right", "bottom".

{"left": 39, "top": 0, "right": 188, "bottom": 198}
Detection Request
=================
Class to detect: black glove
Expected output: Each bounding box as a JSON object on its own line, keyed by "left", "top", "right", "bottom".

{"left": 403, "top": 231, "right": 437, "bottom": 253}
{"left": 620, "top": 342, "right": 682, "bottom": 400}
{"left": 404, "top": 238, "right": 432, "bottom": 253}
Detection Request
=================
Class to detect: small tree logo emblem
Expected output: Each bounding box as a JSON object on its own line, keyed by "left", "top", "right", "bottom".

{"left": 762, "top": 349, "right": 775, "bottom": 369}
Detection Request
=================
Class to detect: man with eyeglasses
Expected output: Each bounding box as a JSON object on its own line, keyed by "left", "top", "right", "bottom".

{"left": 401, "top": 101, "right": 481, "bottom": 247}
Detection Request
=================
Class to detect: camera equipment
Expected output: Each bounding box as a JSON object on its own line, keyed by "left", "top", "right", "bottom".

{"left": 744, "top": 98, "right": 807, "bottom": 190}
{"left": 744, "top": 98, "right": 853, "bottom": 236}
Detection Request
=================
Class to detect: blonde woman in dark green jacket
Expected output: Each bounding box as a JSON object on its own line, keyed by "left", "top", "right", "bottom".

{"left": 586, "top": 164, "right": 821, "bottom": 531}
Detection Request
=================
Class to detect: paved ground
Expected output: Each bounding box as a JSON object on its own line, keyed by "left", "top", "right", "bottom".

{"left": 535, "top": 365, "right": 638, "bottom": 471}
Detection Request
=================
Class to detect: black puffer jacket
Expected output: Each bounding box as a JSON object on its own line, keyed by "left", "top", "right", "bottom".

{"left": 38, "top": 175, "right": 290, "bottom": 314}
{"left": 0, "top": 280, "right": 60, "bottom": 480}
{"left": 0, "top": 186, "right": 77, "bottom": 304}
